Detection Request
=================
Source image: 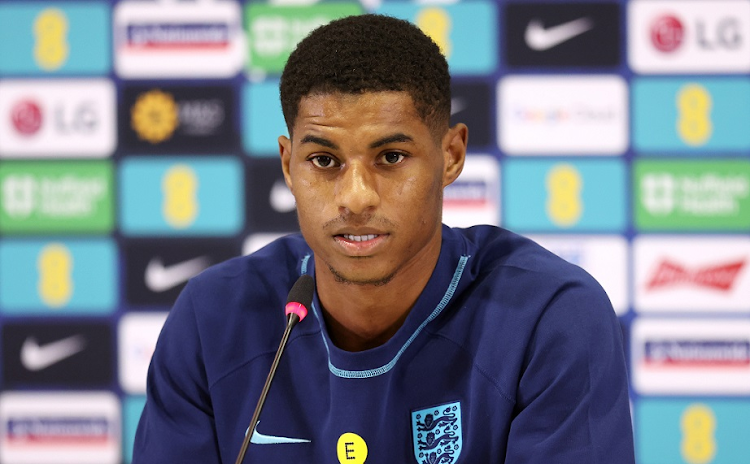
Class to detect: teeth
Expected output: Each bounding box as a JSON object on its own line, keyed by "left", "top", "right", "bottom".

{"left": 343, "top": 234, "right": 378, "bottom": 242}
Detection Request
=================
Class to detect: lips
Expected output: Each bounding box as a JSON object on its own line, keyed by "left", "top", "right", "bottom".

{"left": 333, "top": 231, "right": 389, "bottom": 255}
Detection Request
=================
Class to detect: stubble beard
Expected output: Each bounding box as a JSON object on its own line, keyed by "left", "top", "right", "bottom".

{"left": 327, "top": 261, "right": 397, "bottom": 287}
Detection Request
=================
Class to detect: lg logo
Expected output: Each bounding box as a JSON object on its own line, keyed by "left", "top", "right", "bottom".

{"left": 652, "top": 15, "right": 742, "bottom": 52}
{"left": 9, "top": 99, "right": 98, "bottom": 136}
{"left": 651, "top": 16, "right": 683, "bottom": 52}
{"left": 10, "top": 101, "right": 42, "bottom": 136}
{"left": 55, "top": 101, "right": 98, "bottom": 133}
{"left": 697, "top": 18, "right": 742, "bottom": 50}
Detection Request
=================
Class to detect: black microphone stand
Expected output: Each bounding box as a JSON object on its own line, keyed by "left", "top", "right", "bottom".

{"left": 233, "top": 312, "right": 301, "bottom": 464}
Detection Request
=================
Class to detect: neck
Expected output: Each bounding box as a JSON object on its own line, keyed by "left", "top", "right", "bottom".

{"left": 314, "top": 243, "right": 441, "bottom": 352}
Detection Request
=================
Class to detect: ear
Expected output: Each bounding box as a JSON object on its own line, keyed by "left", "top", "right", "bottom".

{"left": 441, "top": 123, "right": 468, "bottom": 188}
{"left": 279, "top": 135, "right": 294, "bottom": 193}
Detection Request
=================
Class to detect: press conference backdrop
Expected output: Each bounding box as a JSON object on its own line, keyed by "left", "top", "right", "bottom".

{"left": 0, "top": 0, "right": 748, "bottom": 462}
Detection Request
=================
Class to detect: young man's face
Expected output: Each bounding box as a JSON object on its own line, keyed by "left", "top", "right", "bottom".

{"left": 279, "top": 91, "right": 466, "bottom": 286}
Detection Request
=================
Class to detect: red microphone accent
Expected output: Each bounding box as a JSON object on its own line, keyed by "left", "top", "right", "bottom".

{"left": 285, "top": 301, "right": 308, "bottom": 322}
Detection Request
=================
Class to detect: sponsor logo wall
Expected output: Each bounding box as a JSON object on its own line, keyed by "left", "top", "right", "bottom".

{"left": 0, "top": 0, "right": 747, "bottom": 463}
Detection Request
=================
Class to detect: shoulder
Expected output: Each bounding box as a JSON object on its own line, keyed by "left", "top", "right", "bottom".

{"left": 450, "top": 225, "right": 604, "bottom": 301}
{"left": 442, "top": 225, "right": 617, "bottom": 352}
{"left": 159, "top": 233, "right": 315, "bottom": 385}
{"left": 186, "top": 233, "right": 312, "bottom": 303}
{"left": 440, "top": 226, "right": 625, "bottom": 403}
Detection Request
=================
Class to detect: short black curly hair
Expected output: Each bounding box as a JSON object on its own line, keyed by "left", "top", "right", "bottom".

{"left": 280, "top": 14, "right": 451, "bottom": 136}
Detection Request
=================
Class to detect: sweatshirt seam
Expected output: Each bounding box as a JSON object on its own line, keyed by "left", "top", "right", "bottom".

{"left": 207, "top": 331, "right": 320, "bottom": 391}
{"left": 428, "top": 331, "right": 516, "bottom": 406}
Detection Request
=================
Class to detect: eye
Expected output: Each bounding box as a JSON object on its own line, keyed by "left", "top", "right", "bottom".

{"left": 381, "top": 152, "right": 406, "bottom": 165}
{"left": 310, "top": 155, "right": 339, "bottom": 169}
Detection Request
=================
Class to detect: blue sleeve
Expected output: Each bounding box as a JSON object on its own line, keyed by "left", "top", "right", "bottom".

{"left": 132, "top": 283, "right": 221, "bottom": 463}
{"left": 505, "top": 281, "right": 635, "bottom": 464}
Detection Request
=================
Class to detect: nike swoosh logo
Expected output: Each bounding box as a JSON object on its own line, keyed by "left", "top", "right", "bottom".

{"left": 145, "top": 256, "right": 210, "bottom": 292}
{"left": 525, "top": 17, "right": 594, "bottom": 51}
{"left": 249, "top": 421, "right": 311, "bottom": 445}
{"left": 450, "top": 97, "right": 467, "bottom": 117}
{"left": 269, "top": 179, "right": 296, "bottom": 213}
{"left": 21, "top": 335, "right": 86, "bottom": 371}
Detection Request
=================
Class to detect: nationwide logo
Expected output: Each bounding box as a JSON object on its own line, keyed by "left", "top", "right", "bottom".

{"left": 647, "top": 259, "right": 745, "bottom": 291}
{"left": 0, "top": 161, "right": 113, "bottom": 234}
{"left": 122, "top": 85, "right": 235, "bottom": 152}
{"left": 633, "top": 319, "right": 750, "bottom": 394}
{"left": 645, "top": 340, "right": 750, "bottom": 367}
{"left": 125, "top": 23, "right": 230, "bottom": 50}
{"left": 444, "top": 181, "right": 489, "bottom": 207}
{"left": 651, "top": 15, "right": 684, "bottom": 52}
{"left": 6, "top": 417, "right": 112, "bottom": 444}
{"left": 442, "top": 155, "right": 499, "bottom": 228}
{"left": 10, "top": 100, "right": 43, "bottom": 136}
{"left": 114, "top": 1, "right": 244, "bottom": 78}
{"left": 0, "top": 392, "right": 120, "bottom": 464}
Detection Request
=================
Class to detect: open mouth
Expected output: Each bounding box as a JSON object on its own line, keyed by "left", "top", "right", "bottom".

{"left": 341, "top": 234, "right": 379, "bottom": 242}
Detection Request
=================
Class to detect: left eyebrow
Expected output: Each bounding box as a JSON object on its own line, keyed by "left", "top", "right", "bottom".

{"left": 369, "top": 133, "right": 414, "bottom": 149}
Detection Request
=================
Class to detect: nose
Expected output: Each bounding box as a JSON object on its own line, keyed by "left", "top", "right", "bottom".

{"left": 335, "top": 161, "right": 380, "bottom": 216}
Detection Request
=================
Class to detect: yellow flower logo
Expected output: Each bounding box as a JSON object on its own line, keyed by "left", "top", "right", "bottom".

{"left": 131, "top": 90, "right": 179, "bottom": 144}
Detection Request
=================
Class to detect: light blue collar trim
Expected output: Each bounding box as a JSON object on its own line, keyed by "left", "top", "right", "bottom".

{"left": 301, "top": 254, "right": 311, "bottom": 274}
{"left": 305, "top": 255, "right": 471, "bottom": 379}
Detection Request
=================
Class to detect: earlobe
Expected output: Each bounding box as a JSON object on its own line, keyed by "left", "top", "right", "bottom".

{"left": 279, "top": 135, "right": 294, "bottom": 192}
{"left": 442, "top": 123, "right": 468, "bottom": 188}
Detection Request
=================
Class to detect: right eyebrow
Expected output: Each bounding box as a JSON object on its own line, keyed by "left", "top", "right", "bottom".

{"left": 300, "top": 135, "right": 338, "bottom": 149}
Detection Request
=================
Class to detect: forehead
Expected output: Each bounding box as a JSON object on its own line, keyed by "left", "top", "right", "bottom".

{"left": 292, "top": 91, "right": 426, "bottom": 135}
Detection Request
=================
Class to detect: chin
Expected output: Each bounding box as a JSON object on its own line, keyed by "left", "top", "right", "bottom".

{"left": 327, "top": 264, "right": 396, "bottom": 287}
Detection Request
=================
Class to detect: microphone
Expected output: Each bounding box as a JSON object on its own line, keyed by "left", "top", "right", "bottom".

{"left": 234, "top": 274, "right": 314, "bottom": 464}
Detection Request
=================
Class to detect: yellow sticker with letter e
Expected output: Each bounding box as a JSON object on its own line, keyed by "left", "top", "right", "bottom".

{"left": 337, "top": 432, "right": 367, "bottom": 464}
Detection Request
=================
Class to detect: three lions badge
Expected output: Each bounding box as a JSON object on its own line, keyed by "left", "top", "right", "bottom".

{"left": 411, "top": 401, "right": 462, "bottom": 464}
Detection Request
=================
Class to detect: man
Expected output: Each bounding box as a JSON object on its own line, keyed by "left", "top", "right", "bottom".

{"left": 133, "top": 14, "right": 634, "bottom": 463}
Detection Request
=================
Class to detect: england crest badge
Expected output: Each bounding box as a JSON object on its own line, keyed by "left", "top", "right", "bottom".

{"left": 411, "top": 401, "right": 462, "bottom": 464}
